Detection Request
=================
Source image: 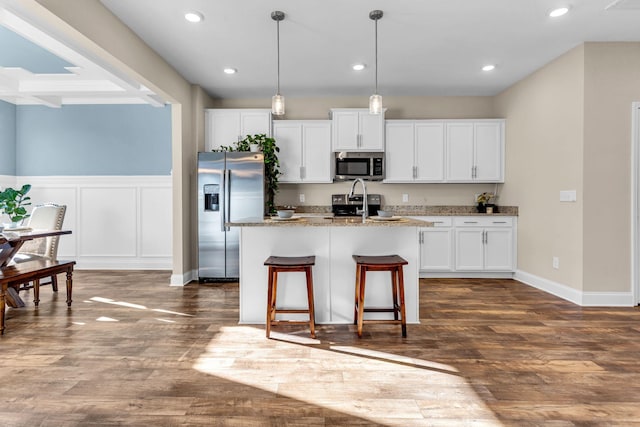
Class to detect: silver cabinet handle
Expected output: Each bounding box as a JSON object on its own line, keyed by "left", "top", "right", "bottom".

{"left": 419, "top": 231, "right": 424, "bottom": 244}
{"left": 464, "top": 221, "right": 478, "bottom": 224}
{"left": 493, "top": 221, "right": 507, "bottom": 224}
{"left": 300, "top": 166, "right": 304, "bottom": 180}
{"left": 433, "top": 221, "right": 444, "bottom": 224}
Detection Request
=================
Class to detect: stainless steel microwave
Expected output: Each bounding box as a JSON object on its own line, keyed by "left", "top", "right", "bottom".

{"left": 334, "top": 152, "right": 384, "bottom": 181}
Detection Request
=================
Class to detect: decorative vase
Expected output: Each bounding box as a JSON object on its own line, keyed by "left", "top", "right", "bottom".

{"left": 476, "top": 203, "right": 486, "bottom": 213}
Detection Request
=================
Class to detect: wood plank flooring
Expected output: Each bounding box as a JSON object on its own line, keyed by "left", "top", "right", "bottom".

{"left": 1, "top": 272, "right": 640, "bottom": 426}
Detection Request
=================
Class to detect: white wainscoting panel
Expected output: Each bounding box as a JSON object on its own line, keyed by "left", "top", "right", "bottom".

{"left": 80, "top": 186, "right": 138, "bottom": 257}
{"left": 140, "top": 187, "right": 172, "bottom": 257}
{"left": 15, "top": 176, "right": 172, "bottom": 270}
{"left": 0, "top": 175, "right": 15, "bottom": 191}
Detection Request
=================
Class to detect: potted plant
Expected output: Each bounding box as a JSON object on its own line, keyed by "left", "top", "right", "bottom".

{"left": 0, "top": 184, "right": 32, "bottom": 227}
{"left": 214, "top": 134, "right": 281, "bottom": 215}
{"left": 476, "top": 192, "right": 495, "bottom": 213}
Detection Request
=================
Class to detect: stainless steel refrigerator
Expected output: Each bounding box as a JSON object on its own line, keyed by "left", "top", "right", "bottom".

{"left": 198, "top": 151, "right": 264, "bottom": 281}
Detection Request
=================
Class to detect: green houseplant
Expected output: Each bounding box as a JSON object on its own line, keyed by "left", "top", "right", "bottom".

{"left": 214, "top": 134, "right": 281, "bottom": 215}
{"left": 0, "top": 184, "right": 32, "bottom": 225}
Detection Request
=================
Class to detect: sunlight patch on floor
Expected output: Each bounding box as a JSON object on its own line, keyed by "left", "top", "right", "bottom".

{"left": 193, "top": 325, "right": 500, "bottom": 424}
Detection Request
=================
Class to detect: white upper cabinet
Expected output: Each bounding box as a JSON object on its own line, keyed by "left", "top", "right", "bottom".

{"left": 385, "top": 120, "right": 445, "bottom": 182}
{"left": 205, "top": 109, "right": 272, "bottom": 151}
{"left": 331, "top": 108, "right": 385, "bottom": 152}
{"left": 445, "top": 120, "right": 504, "bottom": 182}
{"left": 273, "top": 120, "right": 332, "bottom": 183}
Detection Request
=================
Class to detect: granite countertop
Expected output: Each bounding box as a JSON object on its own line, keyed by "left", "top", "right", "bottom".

{"left": 289, "top": 205, "right": 518, "bottom": 217}
{"left": 229, "top": 216, "right": 432, "bottom": 227}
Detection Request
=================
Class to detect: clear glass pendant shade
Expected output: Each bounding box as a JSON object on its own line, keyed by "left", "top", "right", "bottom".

{"left": 369, "top": 94, "right": 382, "bottom": 115}
{"left": 272, "top": 94, "right": 285, "bottom": 116}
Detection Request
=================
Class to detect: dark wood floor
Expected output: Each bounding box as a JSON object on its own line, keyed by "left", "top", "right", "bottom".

{"left": 2, "top": 272, "right": 640, "bottom": 426}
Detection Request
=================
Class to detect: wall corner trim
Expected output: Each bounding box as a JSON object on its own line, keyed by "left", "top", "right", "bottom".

{"left": 170, "top": 269, "right": 197, "bottom": 286}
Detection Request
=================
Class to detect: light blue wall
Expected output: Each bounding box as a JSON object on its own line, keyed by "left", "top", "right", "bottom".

{"left": 16, "top": 104, "right": 171, "bottom": 176}
{"left": 0, "top": 100, "right": 16, "bottom": 175}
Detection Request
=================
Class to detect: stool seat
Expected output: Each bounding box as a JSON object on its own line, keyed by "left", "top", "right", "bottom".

{"left": 352, "top": 255, "right": 408, "bottom": 267}
{"left": 353, "top": 254, "right": 408, "bottom": 338}
{"left": 264, "top": 255, "right": 316, "bottom": 339}
{"left": 264, "top": 256, "right": 315, "bottom": 267}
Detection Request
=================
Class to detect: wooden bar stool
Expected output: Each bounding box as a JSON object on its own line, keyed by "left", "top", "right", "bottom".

{"left": 353, "top": 254, "right": 408, "bottom": 338}
{"left": 264, "top": 255, "right": 316, "bottom": 339}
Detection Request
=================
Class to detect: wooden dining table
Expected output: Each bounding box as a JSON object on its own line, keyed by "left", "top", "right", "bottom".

{"left": 0, "top": 229, "right": 72, "bottom": 268}
{"left": 1, "top": 229, "right": 74, "bottom": 333}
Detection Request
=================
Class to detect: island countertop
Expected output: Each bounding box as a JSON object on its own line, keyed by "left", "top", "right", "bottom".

{"left": 229, "top": 216, "right": 432, "bottom": 227}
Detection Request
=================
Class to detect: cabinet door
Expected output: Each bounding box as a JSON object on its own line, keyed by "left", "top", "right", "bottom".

{"left": 484, "top": 228, "right": 513, "bottom": 270}
{"left": 445, "top": 122, "right": 474, "bottom": 181}
{"left": 207, "top": 110, "right": 241, "bottom": 151}
{"left": 420, "top": 228, "right": 453, "bottom": 271}
{"left": 415, "top": 122, "right": 445, "bottom": 181}
{"left": 474, "top": 122, "right": 503, "bottom": 182}
{"left": 240, "top": 111, "right": 271, "bottom": 138}
{"left": 359, "top": 111, "right": 384, "bottom": 151}
{"left": 302, "top": 122, "right": 332, "bottom": 182}
{"left": 385, "top": 122, "right": 415, "bottom": 182}
{"left": 455, "top": 228, "right": 484, "bottom": 270}
{"left": 273, "top": 122, "right": 302, "bottom": 183}
{"left": 332, "top": 111, "right": 359, "bottom": 151}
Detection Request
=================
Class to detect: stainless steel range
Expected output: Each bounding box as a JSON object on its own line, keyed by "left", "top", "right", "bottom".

{"left": 331, "top": 194, "right": 381, "bottom": 217}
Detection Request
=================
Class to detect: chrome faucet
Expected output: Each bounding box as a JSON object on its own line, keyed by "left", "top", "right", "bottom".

{"left": 348, "top": 178, "right": 368, "bottom": 223}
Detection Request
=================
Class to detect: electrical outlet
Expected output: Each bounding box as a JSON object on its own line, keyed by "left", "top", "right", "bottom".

{"left": 402, "top": 194, "right": 409, "bottom": 202}
{"left": 299, "top": 194, "right": 305, "bottom": 203}
{"left": 553, "top": 257, "right": 559, "bottom": 269}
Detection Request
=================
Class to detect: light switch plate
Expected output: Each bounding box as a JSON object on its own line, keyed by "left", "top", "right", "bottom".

{"left": 560, "top": 190, "right": 577, "bottom": 202}
{"left": 402, "top": 194, "right": 409, "bottom": 202}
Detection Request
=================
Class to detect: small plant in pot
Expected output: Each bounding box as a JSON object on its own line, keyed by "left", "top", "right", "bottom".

{"left": 0, "top": 184, "right": 32, "bottom": 227}
{"left": 476, "top": 192, "right": 495, "bottom": 213}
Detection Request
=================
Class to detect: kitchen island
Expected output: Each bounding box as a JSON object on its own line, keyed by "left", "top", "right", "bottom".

{"left": 231, "top": 216, "right": 430, "bottom": 325}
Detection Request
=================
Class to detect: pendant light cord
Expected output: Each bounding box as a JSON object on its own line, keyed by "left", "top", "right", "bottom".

{"left": 276, "top": 18, "right": 281, "bottom": 95}
{"left": 374, "top": 17, "right": 378, "bottom": 95}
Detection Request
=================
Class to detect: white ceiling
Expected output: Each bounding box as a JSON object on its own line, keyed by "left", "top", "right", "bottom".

{"left": 2, "top": 1, "right": 640, "bottom": 107}
{"left": 99, "top": 0, "right": 640, "bottom": 100}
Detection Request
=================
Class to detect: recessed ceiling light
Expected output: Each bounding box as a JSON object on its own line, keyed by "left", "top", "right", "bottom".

{"left": 352, "top": 64, "right": 366, "bottom": 71}
{"left": 223, "top": 68, "right": 237, "bottom": 75}
{"left": 185, "top": 11, "right": 204, "bottom": 23}
{"left": 482, "top": 64, "right": 496, "bottom": 71}
{"left": 549, "top": 7, "right": 569, "bottom": 17}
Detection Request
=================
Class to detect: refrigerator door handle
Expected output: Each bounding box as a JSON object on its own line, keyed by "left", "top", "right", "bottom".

{"left": 220, "top": 169, "right": 226, "bottom": 232}
{"left": 225, "top": 169, "right": 231, "bottom": 231}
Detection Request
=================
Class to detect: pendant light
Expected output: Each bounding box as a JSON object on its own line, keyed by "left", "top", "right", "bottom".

{"left": 369, "top": 10, "right": 383, "bottom": 115}
{"left": 271, "top": 11, "right": 285, "bottom": 116}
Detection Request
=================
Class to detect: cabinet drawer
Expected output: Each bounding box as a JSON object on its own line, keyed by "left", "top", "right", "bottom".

{"left": 454, "top": 217, "right": 513, "bottom": 227}
{"left": 410, "top": 216, "right": 452, "bottom": 227}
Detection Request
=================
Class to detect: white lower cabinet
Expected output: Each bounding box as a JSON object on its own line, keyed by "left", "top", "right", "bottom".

{"left": 414, "top": 216, "right": 516, "bottom": 276}
{"left": 418, "top": 217, "right": 453, "bottom": 271}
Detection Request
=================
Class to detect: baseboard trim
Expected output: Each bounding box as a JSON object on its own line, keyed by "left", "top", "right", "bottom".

{"left": 421, "top": 271, "right": 514, "bottom": 279}
{"left": 515, "top": 270, "right": 635, "bottom": 307}
{"left": 171, "top": 269, "right": 197, "bottom": 286}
